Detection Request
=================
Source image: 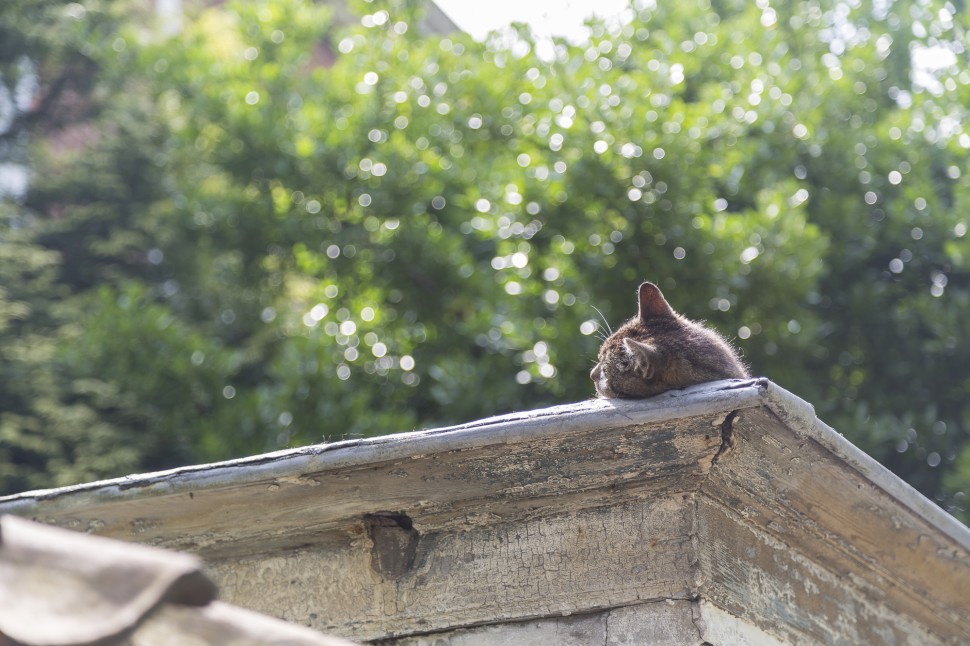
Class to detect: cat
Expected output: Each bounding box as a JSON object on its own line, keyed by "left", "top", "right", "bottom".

{"left": 591, "top": 282, "right": 749, "bottom": 398}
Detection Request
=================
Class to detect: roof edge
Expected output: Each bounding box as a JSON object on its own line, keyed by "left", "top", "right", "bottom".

{"left": 0, "top": 379, "right": 765, "bottom": 515}
{"left": 2, "top": 378, "right": 968, "bottom": 555}
{"left": 758, "top": 379, "right": 970, "bottom": 550}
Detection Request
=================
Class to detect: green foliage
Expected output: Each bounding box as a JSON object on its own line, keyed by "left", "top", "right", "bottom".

{"left": 0, "top": 205, "right": 142, "bottom": 492}
{"left": 0, "top": 0, "right": 146, "bottom": 492}
{"left": 2, "top": 0, "right": 969, "bottom": 521}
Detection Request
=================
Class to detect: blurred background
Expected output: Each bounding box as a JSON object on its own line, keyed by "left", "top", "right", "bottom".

{"left": 1, "top": 0, "right": 968, "bottom": 522}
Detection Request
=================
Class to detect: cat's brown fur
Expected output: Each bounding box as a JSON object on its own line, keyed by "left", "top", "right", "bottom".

{"left": 591, "top": 282, "right": 749, "bottom": 398}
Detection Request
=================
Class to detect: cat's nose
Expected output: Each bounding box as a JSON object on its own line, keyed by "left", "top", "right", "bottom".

{"left": 590, "top": 364, "right": 601, "bottom": 381}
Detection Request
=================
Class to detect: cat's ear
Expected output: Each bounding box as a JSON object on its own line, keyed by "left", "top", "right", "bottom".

{"left": 637, "top": 282, "right": 675, "bottom": 320}
{"left": 623, "top": 337, "right": 660, "bottom": 380}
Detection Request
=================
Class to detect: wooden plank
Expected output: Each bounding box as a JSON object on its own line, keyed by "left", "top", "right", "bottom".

{"left": 1, "top": 413, "right": 723, "bottom": 556}
{"left": 382, "top": 612, "right": 607, "bottom": 646}
{"left": 701, "top": 405, "right": 970, "bottom": 643}
{"left": 382, "top": 601, "right": 783, "bottom": 646}
{"left": 0, "top": 382, "right": 761, "bottom": 514}
{"left": 697, "top": 496, "right": 942, "bottom": 644}
{"left": 208, "top": 496, "right": 699, "bottom": 642}
{"left": 2, "top": 379, "right": 969, "bottom": 643}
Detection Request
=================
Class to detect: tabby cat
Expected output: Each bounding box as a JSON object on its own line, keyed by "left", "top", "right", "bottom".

{"left": 591, "top": 282, "right": 749, "bottom": 398}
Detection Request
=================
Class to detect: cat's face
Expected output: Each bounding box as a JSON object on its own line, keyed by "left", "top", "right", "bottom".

{"left": 590, "top": 335, "right": 670, "bottom": 398}
{"left": 590, "top": 282, "right": 677, "bottom": 398}
{"left": 591, "top": 282, "right": 748, "bottom": 398}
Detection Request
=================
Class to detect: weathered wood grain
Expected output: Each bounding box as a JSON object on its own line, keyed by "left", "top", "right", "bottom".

{"left": 702, "top": 405, "right": 970, "bottom": 644}
{"left": 380, "top": 612, "right": 608, "bottom": 646}
{"left": 377, "top": 600, "right": 782, "bottom": 646}
{"left": 698, "top": 496, "right": 943, "bottom": 645}
{"left": 1, "top": 379, "right": 968, "bottom": 644}
{"left": 0, "top": 404, "right": 724, "bottom": 556}
{"left": 210, "top": 495, "right": 699, "bottom": 641}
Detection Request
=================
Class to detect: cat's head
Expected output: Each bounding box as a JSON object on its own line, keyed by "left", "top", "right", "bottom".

{"left": 590, "top": 282, "right": 748, "bottom": 398}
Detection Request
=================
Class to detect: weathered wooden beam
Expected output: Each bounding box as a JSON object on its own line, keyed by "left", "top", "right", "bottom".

{"left": 1, "top": 379, "right": 968, "bottom": 644}
{"left": 0, "top": 383, "right": 748, "bottom": 552}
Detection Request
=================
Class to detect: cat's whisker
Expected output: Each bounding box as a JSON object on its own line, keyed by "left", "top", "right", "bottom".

{"left": 591, "top": 305, "right": 613, "bottom": 336}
